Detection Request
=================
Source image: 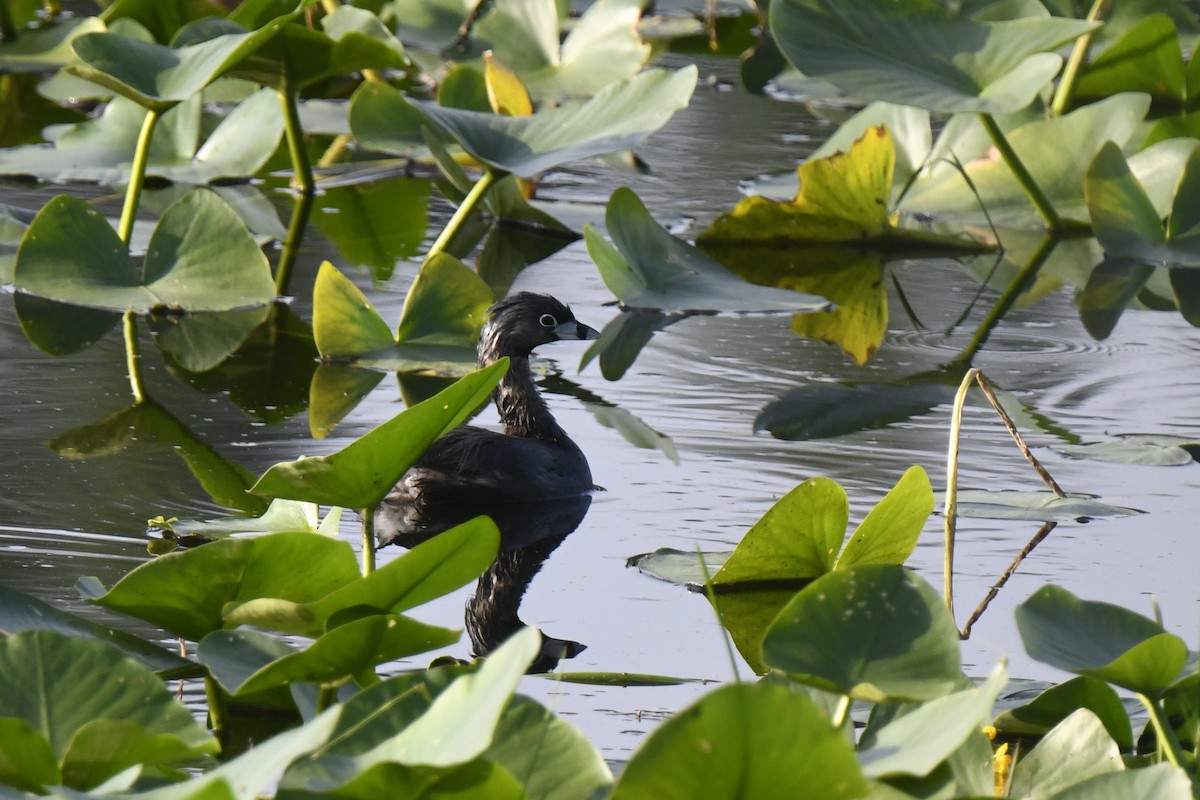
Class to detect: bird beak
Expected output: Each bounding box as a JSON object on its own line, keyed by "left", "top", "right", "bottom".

{"left": 555, "top": 320, "right": 601, "bottom": 341}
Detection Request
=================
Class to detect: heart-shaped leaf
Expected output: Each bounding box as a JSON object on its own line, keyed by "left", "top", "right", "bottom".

{"left": 14, "top": 189, "right": 273, "bottom": 313}
{"left": 770, "top": 0, "right": 1095, "bottom": 114}
{"left": 586, "top": 187, "right": 832, "bottom": 313}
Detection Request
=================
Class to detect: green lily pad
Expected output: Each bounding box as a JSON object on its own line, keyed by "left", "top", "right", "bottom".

{"left": 756, "top": 376, "right": 959, "bottom": 441}
{"left": 406, "top": 66, "right": 698, "bottom": 178}
{"left": 474, "top": 0, "right": 650, "bottom": 100}
{"left": 626, "top": 548, "right": 729, "bottom": 590}
{"left": 0, "top": 630, "right": 217, "bottom": 777}
{"left": 1073, "top": 14, "right": 1187, "bottom": 108}
{"left": 903, "top": 93, "right": 1151, "bottom": 226}
{"left": 85, "top": 531, "right": 363, "bottom": 641}
{"left": 585, "top": 187, "right": 833, "bottom": 313}
{"left": 68, "top": 23, "right": 282, "bottom": 112}
{"left": 1058, "top": 434, "right": 1199, "bottom": 465}
{"left": 993, "top": 676, "right": 1134, "bottom": 752}
{"left": 763, "top": 565, "right": 963, "bottom": 702}
{"left": 149, "top": 304, "right": 273, "bottom": 374}
{"left": 609, "top": 681, "right": 868, "bottom": 799}
{"left": 14, "top": 188, "right": 273, "bottom": 314}
{"left": 0, "top": 15, "right": 107, "bottom": 74}
{"left": 835, "top": 464, "right": 933, "bottom": 569}
{"left": 1086, "top": 140, "right": 1200, "bottom": 267}
{"left": 0, "top": 585, "right": 195, "bottom": 679}
{"left": 222, "top": 516, "right": 499, "bottom": 638}
{"left": 0, "top": 87, "right": 285, "bottom": 184}
{"left": 858, "top": 662, "right": 1007, "bottom": 779}
{"left": 251, "top": 359, "right": 506, "bottom": 509}
{"left": 0, "top": 717, "right": 58, "bottom": 793}
{"left": 1009, "top": 709, "right": 1123, "bottom": 797}
{"left": 1048, "top": 764, "right": 1194, "bottom": 800}
{"left": 1016, "top": 585, "right": 1190, "bottom": 695}
{"left": 939, "top": 490, "right": 1143, "bottom": 522}
{"left": 770, "top": 0, "right": 1095, "bottom": 114}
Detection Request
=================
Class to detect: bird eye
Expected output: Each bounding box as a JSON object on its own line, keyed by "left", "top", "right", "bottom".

{"left": 539, "top": 313, "right": 558, "bottom": 328}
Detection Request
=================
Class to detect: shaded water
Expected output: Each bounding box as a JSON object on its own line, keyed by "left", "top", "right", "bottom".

{"left": 3, "top": 57, "right": 1199, "bottom": 757}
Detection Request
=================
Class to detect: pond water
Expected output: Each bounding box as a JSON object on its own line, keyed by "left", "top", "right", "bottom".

{"left": 2, "top": 55, "right": 1199, "bottom": 759}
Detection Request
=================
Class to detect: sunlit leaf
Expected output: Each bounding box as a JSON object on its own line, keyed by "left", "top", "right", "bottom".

{"left": 586, "top": 187, "right": 832, "bottom": 312}
{"left": 312, "top": 260, "right": 396, "bottom": 359}
{"left": 484, "top": 52, "right": 533, "bottom": 116}
{"left": 712, "top": 478, "right": 848, "bottom": 584}
{"left": 474, "top": 0, "right": 650, "bottom": 100}
{"left": 1047, "top": 764, "right": 1194, "bottom": 800}
{"left": 252, "top": 360, "right": 506, "bottom": 509}
{"left": 770, "top": 0, "right": 1095, "bottom": 114}
{"left": 763, "top": 565, "right": 963, "bottom": 702}
{"left": 0, "top": 630, "right": 217, "bottom": 769}
{"left": 223, "top": 516, "right": 499, "bottom": 637}
{"left": 858, "top": 662, "right": 1006, "bottom": 779}
{"left": 87, "top": 532, "right": 362, "bottom": 641}
{"left": 150, "top": 497, "right": 336, "bottom": 540}
{"left": 14, "top": 189, "right": 274, "bottom": 313}
{"left": 1016, "top": 585, "right": 1189, "bottom": 695}
{"left": 836, "top": 465, "right": 933, "bottom": 568}
{"left": 993, "top": 676, "right": 1134, "bottom": 749}
{"left": 609, "top": 681, "right": 868, "bottom": 799}
{"left": 1073, "top": 14, "right": 1186, "bottom": 108}
{"left": 408, "top": 67, "right": 698, "bottom": 177}
{"left": 904, "top": 94, "right": 1151, "bottom": 226}
{"left": 700, "top": 126, "right": 893, "bottom": 244}
{"left": 1006, "top": 708, "right": 1125, "bottom": 798}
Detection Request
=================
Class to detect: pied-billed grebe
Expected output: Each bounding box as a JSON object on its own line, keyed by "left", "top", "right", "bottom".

{"left": 376, "top": 293, "right": 600, "bottom": 546}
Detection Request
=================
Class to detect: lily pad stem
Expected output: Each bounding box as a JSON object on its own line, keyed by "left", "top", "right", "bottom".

{"left": 117, "top": 108, "right": 160, "bottom": 246}
{"left": 1138, "top": 693, "right": 1192, "bottom": 779}
{"left": 123, "top": 310, "right": 145, "bottom": 403}
{"left": 316, "top": 683, "right": 339, "bottom": 713}
{"left": 978, "top": 114, "right": 1060, "bottom": 231}
{"left": 204, "top": 675, "right": 231, "bottom": 742}
{"left": 274, "top": 84, "right": 316, "bottom": 295}
{"left": 944, "top": 367, "right": 980, "bottom": 628}
{"left": 425, "top": 168, "right": 499, "bottom": 262}
{"left": 1050, "top": 0, "right": 1111, "bottom": 117}
{"left": 0, "top": 3, "right": 17, "bottom": 43}
{"left": 361, "top": 507, "right": 375, "bottom": 576}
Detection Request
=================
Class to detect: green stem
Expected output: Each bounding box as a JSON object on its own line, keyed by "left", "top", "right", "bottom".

{"left": 978, "top": 113, "right": 1061, "bottom": 231}
{"left": 361, "top": 507, "right": 375, "bottom": 577}
{"left": 205, "top": 675, "right": 231, "bottom": 744}
{"left": 274, "top": 85, "right": 315, "bottom": 295}
{"left": 316, "top": 683, "right": 339, "bottom": 712}
{"left": 944, "top": 367, "right": 980, "bottom": 630}
{"left": 273, "top": 184, "right": 315, "bottom": 296}
{"left": 1051, "top": 0, "right": 1111, "bottom": 117}
{"left": 1137, "top": 693, "right": 1193, "bottom": 782}
{"left": 831, "top": 694, "right": 851, "bottom": 730}
{"left": 279, "top": 85, "right": 314, "bottom": 196}
{"left": 123, "top": 310, "right": 145, "bottom": 403}
{"left": 0, "top": 1, "right": 18, "bottom": 43}
{"left": 117, "top": 108, "right": 160, "bottom": 246}
{"left": 425, "top": 168, "right": 499, "bottom": 262}
{"left": 952, "top": 233, "right": 1058, "bottom": 366}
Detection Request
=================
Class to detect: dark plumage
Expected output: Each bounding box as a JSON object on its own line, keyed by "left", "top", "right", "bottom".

{"left": 376, "top": 293, "right": 600, "bottom": 547}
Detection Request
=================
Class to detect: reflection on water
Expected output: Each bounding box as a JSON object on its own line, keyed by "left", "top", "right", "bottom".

{"left": 377, "top": 493, "right": 592, "bottom": 673}
{"left": 2, "top": 56, "right": 1199, "bottom": 759}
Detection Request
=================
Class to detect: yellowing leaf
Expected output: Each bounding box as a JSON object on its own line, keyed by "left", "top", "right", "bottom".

{"left": 484, "top": 51, "right": 533, "bottom": 116}
{"left": 699, "top": 125, "right": 895, "bottom": 244}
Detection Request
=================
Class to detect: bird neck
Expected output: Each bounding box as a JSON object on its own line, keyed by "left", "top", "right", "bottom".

{"left": 488, "top": 353, "right": 571, "bottom": 443}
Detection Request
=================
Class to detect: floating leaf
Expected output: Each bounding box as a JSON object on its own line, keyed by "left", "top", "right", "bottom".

{"left": 1008, "top": 709, "right": 1123, "bottom": 798}
{"left": 585, "top": 187, "right": 832, "bottom": 313}
{"left": 0, "top": 16, "right": 107, "bottom": 74}
{"left": 700, "top": 126, "right": 893, "bottom": 244}
{"left": 770, "top": 0, "right": 1095, "bottom": 114}
{"left": 626, "top": 548, "right": 730, "bottom": 590}
{"left": 1016, "top": 585, "right": 1189, "bottom": 695}
{"left": 150, "top": 498, "right": 339, "bottom": 541}
{"left": 253, "top": 360, "right": 506, "bottom": 508}
{"left": 756, "top": 376, "right": 959, "bottom": 441}
{"left": 1058, "top": 434, "right": 1199, "bottom": 466}
{"left": 763, "top": 565, "right": 963, "bottom": 702}
{"left": 940, "top": 490, "right": 1143, "bottom": 522}
{"left": 609, "top": 681, "right": 868, "bottom": 799}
